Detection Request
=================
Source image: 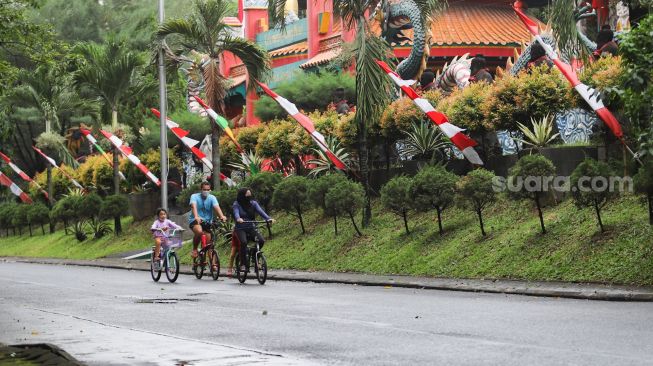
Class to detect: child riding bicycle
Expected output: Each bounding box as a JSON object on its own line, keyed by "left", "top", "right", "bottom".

{"left": 151, "top": 208, "right": 182, "bottom": 270}
{"left": 231, "top": 188, "right": 274, "bottom": 275}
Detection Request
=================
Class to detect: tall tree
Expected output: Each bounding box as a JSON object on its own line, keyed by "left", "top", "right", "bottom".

{"left": 74, "top": 39, "right": 145, "bottom": 194}
{"left": 158, "top": 0, "right": 270, "bottom": 190}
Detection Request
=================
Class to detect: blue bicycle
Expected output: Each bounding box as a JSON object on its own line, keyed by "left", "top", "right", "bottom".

{"left": 151, "top": 229, "right": 183, "bottom": 283}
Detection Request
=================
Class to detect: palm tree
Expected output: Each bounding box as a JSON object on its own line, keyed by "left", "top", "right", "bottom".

{"left": 157, "top": 0, "right": 270, "bottom": 190}
{"left": 268, "top": 0, "right": 443, "bottom": 226}
{"left": 4, "top": 66, "right": 100, "bottom": 207}
{"left": 73, "top": 39, "right": 145, "bottom": 195}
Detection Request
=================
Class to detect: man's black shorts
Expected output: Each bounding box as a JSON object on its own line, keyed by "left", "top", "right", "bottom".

{"left": 189, "top": 220, "right": 212, "bottom": 232}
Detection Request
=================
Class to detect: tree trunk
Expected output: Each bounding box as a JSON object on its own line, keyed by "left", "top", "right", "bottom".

{"left": 402, "top": 210, "right": 410, "bottom": 234}
{"left": 333, "top": 215, "right": 338, "bottom": 236}
{"left": 41, "top": 224, "right": 45, "bottom": 235}
{"left": 647, "top": 194, "right": 653, "bottom": 225}
{"left": 211, "top": 124, "right": 221, "bottom": 191}
{"left": 112, "top": 146, "right": 121, "bottom": 236}
{"left": 28, "top": 223, "right": 32, "bottom": 237}
{"left": 63, "top": 218, "right": 69, "bottom": 234}
{"left": 297, "top": 207, "right": 305, "bottom": 234}
{"left": 535, "top": 193, "right": 546, "bottom": 234}
{"left": 594, "top": 202, "right": 604, "bottom": 233}
{"left": 436, "top": 206, "right": 444, "bottom": 235}
{"left": 349, "top": 211, "right": 362, "bottom": 236}
{"left": 355, "top": 21, "right": 372, "bottom": 228}
{"left": 477, "top": 207, "right": 486, "bottom": 236}
{"left": 266, "top": 221, "right": 273, "bottom": 238}
{"left": 114, "top": 216, "right": 122, "bottom": 235}
{"left": 385, "top": 138, "right": 390, "bottom": 171}
{"left": 47, "top": 166, "right": 53, "bottom": 206}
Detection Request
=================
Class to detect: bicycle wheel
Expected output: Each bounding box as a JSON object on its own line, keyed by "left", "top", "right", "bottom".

{"left": 193, "top": 253, "right": 204, "bottom": 279}
{"left": 235, "top": 254, "right": 247, "bottom": 283}
{"left": 209, "top": 249, "right": 220, "bottom": 281}
{"left": 166, "top": 252, "right": 180, "bottom": 283}
{"left": 150, "top": 251, "right": 161, "bottom": 282}
{"left": 255, "top": 252, "right": 267, "bottom": 285}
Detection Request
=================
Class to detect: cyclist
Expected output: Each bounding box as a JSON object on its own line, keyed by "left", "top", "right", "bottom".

{"left": 150, "top": 208, "right": 182, "bottom": 270}
{"left": 189, "top": 181, "right": 227, "bottom": 260}
{"left": 231, "top": 187, "right": 274, "bottom": 273}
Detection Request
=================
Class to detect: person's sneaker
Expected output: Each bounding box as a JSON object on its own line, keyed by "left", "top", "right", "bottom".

{"left": 239, "top": 265, "right": 247, "bottom": 273}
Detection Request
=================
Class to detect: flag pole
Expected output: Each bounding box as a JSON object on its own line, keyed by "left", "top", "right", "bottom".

{"left": 158, "top": 0, "right": 168, "bottom": 210}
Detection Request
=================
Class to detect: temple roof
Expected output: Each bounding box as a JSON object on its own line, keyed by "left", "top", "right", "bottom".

{"left": 386, "top": 2, "right": 535, "bottom": 48}
{"left": 268, "top": 41, "right": 308, "bottom": 58}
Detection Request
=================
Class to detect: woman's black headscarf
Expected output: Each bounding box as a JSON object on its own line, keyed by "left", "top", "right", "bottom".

{"left": 237, "top": 187, "right": 255, "bottom": 219}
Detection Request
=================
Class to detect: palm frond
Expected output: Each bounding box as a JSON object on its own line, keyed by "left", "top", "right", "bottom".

{"left": 267, "top": 0, "right": 289, "bottom": 29}
{"left": 217, "top": 35, "right": 271, "bottom": 88}
{"left": 227, "top": 150, "right": 265, "bottom": 173}
{"left": 550, "top": 0, "right": 588, "bottom": 60}
{"left": 307, "top": 136, "right": 354, "bottom": 177}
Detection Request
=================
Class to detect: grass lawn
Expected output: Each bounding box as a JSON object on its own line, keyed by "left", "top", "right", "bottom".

{"left": 1, "top": 195, "right": 652, "bottom": 285}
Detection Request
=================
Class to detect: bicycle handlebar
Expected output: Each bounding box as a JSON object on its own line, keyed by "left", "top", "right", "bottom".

{"left": 239, "top": 220, "right": 272, "bottom": 224}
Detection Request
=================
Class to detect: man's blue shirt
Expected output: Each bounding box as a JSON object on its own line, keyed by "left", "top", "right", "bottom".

{"left": 189, "top": 193, "right": 219, "bottom": 223}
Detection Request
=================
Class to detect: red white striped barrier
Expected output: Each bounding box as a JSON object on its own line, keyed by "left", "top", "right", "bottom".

{"left": 0, "top": 171, "right": 32, "bottom": 203}
{"left": 0, "top": 151, "right": 48, "bottom": 199}
{"left": 376, "top": 60, "right": 484, "bottom": 165}
{"left": 32, "top": 146, "right": 84, "bottom": 189}
{"left": 99, "top": 130, "right": 161, "bottom": 187}
{"left": 255, "top": 80, "right": 347, "bottom": 170}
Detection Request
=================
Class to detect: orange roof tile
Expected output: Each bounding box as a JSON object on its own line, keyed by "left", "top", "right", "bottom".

{"left": 300, "top": 48, "right": 341, "bottom": 69}
{"left": 227, "top": 74, "right": 246, "bottom": 89}
{"left": 268, "top": 41, "right": 308, "bottom": 58}
{"left": 383, "top": 2, "right": 536, "bottom": 47}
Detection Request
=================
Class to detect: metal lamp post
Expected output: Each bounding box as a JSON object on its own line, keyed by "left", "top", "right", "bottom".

{"left": 158, "top": 0, "right": 168, "bottom": 210}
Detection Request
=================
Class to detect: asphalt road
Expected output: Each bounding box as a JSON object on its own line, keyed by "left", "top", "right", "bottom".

{"left": 1, "top": 262, "right": 653, "bottom": 366}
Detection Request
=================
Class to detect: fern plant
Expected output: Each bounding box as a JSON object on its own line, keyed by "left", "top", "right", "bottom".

{"left": 515, "top": 114, "right": 560, "bottom": 148}
{"left": 307, "top": 136, "right": 353, "bottom": 177}
{"left": 397, "top": 121, "right": 450, "bottom": 162}
{"left": 227, "top": 150, "right": 264, "bottom": 174}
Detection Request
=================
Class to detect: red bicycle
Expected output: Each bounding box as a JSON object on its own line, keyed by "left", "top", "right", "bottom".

{"left": 192, "top": 220, "right": 221, "bottom": 280}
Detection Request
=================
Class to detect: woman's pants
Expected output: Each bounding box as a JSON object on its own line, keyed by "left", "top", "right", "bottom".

{"left": 235, "top": 228, "right": 265, "bottom": 267}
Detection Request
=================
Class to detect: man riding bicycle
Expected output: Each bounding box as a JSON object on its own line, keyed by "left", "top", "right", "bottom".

{"left": 232, "top": 188, "right": 274, "bottom": 273}
{"left": 189, "top": 181, "right": 227, "bottom": 259}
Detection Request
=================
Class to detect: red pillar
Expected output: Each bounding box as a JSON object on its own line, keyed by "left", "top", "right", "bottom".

{"left": 243, "top": 7, "right": 268, "bottom": 126}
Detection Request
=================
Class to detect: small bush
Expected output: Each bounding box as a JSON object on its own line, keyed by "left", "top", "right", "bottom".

{"left": 272, "top": 176, "right": 311, "bottom": 234}
{"left": 325, "top": 180, "right": 365, "bottom": 236}
{"left": 214, "top": 187, "right": 239, "bottom": 218}
{"left": 381, "top": 176, "right": 413, "bottom": 234}
{"left": 456, "top": 169, "right": 497, "bottom": 236}
{"left": 571, "top": 159, "right": 616, "bottom": 232}
{"left": 508, "top": 154, "right": 556, "bottom": 234}
{"left": 410, "top": 165, "right": 458, "bottom": 235}
{"left": 242, "top": 172, "right": 282, "bottom": 212}
{"left": 100, "top": 194, "right": 129, "bottom": 235}
{"left": 27, "top": 203, "right": 50, "bottom": 235}
{"left": 0, "top": 203, "right": 18, "bottom": 236}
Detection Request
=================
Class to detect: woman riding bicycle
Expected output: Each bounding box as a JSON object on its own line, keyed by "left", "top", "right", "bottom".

{"left": 231, "top": 187, "right": 274, "bottom": 274}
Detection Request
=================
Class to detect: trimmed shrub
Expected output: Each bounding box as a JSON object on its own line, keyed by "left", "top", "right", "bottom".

{"left": 308, "top": 173, "right": 349, "bottom": 234}
{"left": 634, "top": 160, "right": 653, "bottom": 225}
{"left": 27, "top": 203, "right": 50, "bottom": 235}
{"left": 100, "top": 194, "right": 128, "bottom": 235}
{"left": 12, "top": 204, "right": 31, "bottom": 236}
{"left": 507, "top": 154, "right": 556, "bottom": 234}
{"left": 410, "top": 165, "right": 458, "bottom": 235}
{"left": 272, "top": 176, "right": 311, "bottom": 234}
{"left": 0, "top": 203, "right": 18, "bottom": 236}
{"left": 456, "top": 168, "right": 497, "bottom": 236}
{"left": 325, "top": 180, "right": 365, "bottom": 236}
{"left": 381, "top": 176, "right": 413, "bottom": 234}
{"left": 438, "top": 82, "right": 492, "bottom": 133}
{"left": 123, "top": 148, "right": 181, "bottom": 188}
{"left": 214, "top": 187, "right": 239, "bottom": 219}
{"left": 571, "top": 159, "right": 616, "bottom": 232}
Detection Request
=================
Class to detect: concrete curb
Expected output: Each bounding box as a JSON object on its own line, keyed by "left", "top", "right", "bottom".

{"left": 3, "top": 257, "right": 653, "bottom": 302}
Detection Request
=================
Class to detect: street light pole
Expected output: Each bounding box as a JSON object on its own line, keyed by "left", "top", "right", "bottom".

{"left": 158, "top": 0, "right": 168, "bottom": 210}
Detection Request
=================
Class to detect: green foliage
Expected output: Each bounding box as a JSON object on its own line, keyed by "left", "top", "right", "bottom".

{"left": 333, "top": 111, "right": 357, "bottom": 149}
{"left": 398, "top": 121, "right": 450, "bottom": 162}
{"left": 100, "top": 194, "right": 129, "bottom": 219}
{"left": 381, "top": 176, "right": 413, "bottom": 234}
{"left": 438, "top": 82, "right": 491, "bottom": 133}
{"left": 634, "top": 160, "right": 653, "bottom": 195}
{"left": 515, "top": 114, "right": 560, "bottom": 147}
{"left": 123, "top": 148, "right": 181, "bottom": 188}
{"left": 76, "top": 193, "right": 103, "bottom": 219}
{"left": 307, "top": 136, "right": 354, "bottom": 177}
{"left": 0, "top": 203, "right": 18, "bottom": 231}
{"left": 255, "top": 120, "right": 295, "bottom": 160}
{"left": 456, "top": 169, "right": 497, "bottom": 236}
{"left": 272, "top": 176, "right": 311, "bottom": 233}
{"left": 508, "top": 154, "right": 557, "bottom": 234}
{"left": 618, "top": 14, "right": 653, "bottom": 157}
{"left": 578, "top": 55, "right": 624, "bottom": 108}
{"left": 50, "top": 195, "right": 77, "bottom": 224}
{"left": 379, "top": 90, "right": 443, "bottom": 140}
{"left": 27, "top": 203, "right": 50, "bottom": 226}
{"left": 214, "top": 187, "right": 239, "bottom": 218}
{"left": 142, "top": 109, "right": 211, "bottom": 151}
{"left": 325, "top": 179, "right": 365, "bottom": 235}
{"left": 176, "top": 184, "right": 200, "bottom": 209}
{"left": 508, "top": 154, "right": 557, "bottom": 199}
{"left": 410, "top": 165, "right": 457, "bottom": 211}
{"left": 570, "top": 159, "right": 616, "bottom": 232}
{"left": 255, "top": 72, "right": 356, "bottom": 121}
{"left": 242, "top": 172, "right": 282, "bottom": 212}
{"left": 308, "top": 173, "right": 349, "bottom": 212}
{"left": 31, "top": 165, "right": 77, "bottom": 200}
{"left": 483, "top": 66, "right": 573, "bottom": 131}
{"left": 12, "top": 204, "right": 31, "bottom": 230}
